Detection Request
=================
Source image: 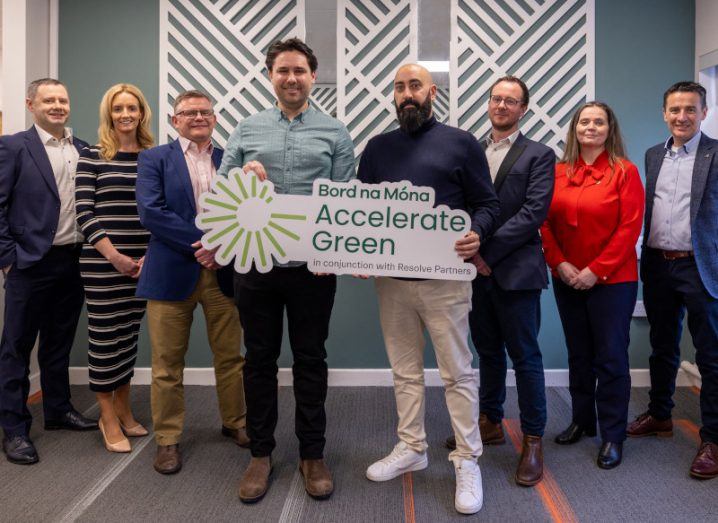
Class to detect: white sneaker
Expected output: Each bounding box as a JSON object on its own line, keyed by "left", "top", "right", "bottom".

{"left": 366, "top": 441, "right": 428, "bottom": 481}
{"left": 454, "top": 459, "right": 483, "bottom": 514}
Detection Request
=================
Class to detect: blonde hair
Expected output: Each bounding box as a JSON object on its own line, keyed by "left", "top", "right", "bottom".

{"left": 97, "top": 83, "right": 154, "bottom": 160}
{"left": 561, "top": 101, "right": 626, "bottom": 180}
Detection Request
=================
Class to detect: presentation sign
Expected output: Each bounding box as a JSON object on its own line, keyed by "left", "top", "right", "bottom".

{"left": 195, "top": 169, "right": 476, "bottom": 281}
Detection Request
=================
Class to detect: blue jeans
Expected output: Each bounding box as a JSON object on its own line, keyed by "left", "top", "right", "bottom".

{"left": 470, "top": 278, "right": 546, "bottom": 437}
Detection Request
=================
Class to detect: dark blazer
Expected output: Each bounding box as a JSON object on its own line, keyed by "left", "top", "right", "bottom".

{"left": 0, "top": 126, "right": 89, "bottom": 269}
{"left": 135, "top": 139, "right": 233, "bottom": 301}
{"left": 642, "top": 132, "right": 718, "bottom": 298}
{"left": 479, "top": 132, "right": 555, "bottom": 291}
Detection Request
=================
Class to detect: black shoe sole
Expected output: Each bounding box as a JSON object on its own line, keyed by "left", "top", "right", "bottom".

{"left": 5, "top": 454, "right": 39, "bottom": 465}
{"left": 597, "top": 459, "right": 622, "bottom": 470}
{"left": 44, "top": 423, "right": 98, "bottom": 431}
{"left": 555, "top": 432, "right": 597, "bottom": 445}
{"left": 515, "top": 473, "right": 543, "bottom": 487}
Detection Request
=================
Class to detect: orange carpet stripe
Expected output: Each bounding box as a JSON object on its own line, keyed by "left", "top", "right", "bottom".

{"left": 27, "top": 391, "right": 43, "bottom": 405}
{"left": 675, "top": 419, "right": 701, "bottom": 444}
{"left": 503, "top": 420, "right": 579, "bottom": 523}
{"left": 402, "top": 472, "right": 416, "bottom": 523}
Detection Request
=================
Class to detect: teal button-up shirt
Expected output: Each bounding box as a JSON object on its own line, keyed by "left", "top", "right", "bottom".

{"left": 218, "top": 104, "right": 356, "bottom": 194}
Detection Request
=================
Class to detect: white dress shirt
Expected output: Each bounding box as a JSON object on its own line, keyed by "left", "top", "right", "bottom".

{"left": 485, "top": 129, "right": 520, "bottom": 182}
{"left": 34, "top": 124, "right": 82, "bottom": 245}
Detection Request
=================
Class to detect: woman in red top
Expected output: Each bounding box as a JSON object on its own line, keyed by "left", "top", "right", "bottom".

{"left": 541, "top": 101, "right": 644, "bottom": 469}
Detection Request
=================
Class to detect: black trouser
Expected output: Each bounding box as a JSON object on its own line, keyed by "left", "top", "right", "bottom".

{"left": 642, "top": 249, "right": 718, "bottom": 444}
{"left": 553, "top": 278, "right": 636, "bottom": 443}
{"left": 235, "top": 266, "right": 336, "bottom": 459}
{"left": 0, "top": 245, "right": 84, "bottom": 438}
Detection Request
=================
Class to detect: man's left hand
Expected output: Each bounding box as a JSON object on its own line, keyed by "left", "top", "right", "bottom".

{"left": 192, "top": 240, "right": 221, "bottom": 270}
{"left": 472, "top": 254, "right": 491, "bottom": 276}
{"left": 454, "top": 231, "right": 480, "bottom": 259}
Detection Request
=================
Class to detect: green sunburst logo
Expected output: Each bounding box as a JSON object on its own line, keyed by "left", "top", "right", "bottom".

{"left": 196, "top": 169, "right": 306, "bottom": 272}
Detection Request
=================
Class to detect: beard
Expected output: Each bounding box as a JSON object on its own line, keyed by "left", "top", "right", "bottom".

{"left": 396, "top": 96, "right": 433, "bottom": 133}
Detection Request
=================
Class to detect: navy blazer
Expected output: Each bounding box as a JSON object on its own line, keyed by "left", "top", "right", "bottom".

{"left": 136, "top": 139, "right": 233, "bottom": 301}
{"left": 0, "top": 126, "right": 89, "bottom": 269}
{"left": 642, "top": 132, "right": 718, "bottom": 298}
{"left": 479, "top": 133, "right": 555, "bottom": 291}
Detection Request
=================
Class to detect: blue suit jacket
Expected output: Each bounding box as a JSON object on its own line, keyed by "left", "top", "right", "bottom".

{"left": 642, "top": 132, "right": 718, "bottom": 298}
{"left": 136, "top": 139, "right": 233, "bottom": 300}
{"left": 0, "top": 126, "right": 89, "bottom": 269}
{"left": 478, "top": 133, "right": 555, "bottom": 291}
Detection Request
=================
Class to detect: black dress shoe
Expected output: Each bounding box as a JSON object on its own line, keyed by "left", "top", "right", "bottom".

{"left": 554, "top": 422, "right": 597, "bottom": 445}
{"left": 3, "top": 436, "right": 39, "bottom": 465}
{"left": 597, "top": 441, "right": 622, "bottom": 469}
{"left": 45, "top": 409, "right": 99, "bottom": 431}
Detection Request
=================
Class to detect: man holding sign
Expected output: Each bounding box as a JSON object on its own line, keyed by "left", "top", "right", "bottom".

{"left": 359, "top": 64, "right": 499, "bottom": 515}
{"left": 218, "top": 38, "right": 355, "bottom": 503}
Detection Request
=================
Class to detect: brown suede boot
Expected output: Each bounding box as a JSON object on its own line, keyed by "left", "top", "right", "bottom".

{"left": 238, "top": 456, "right": 272, "bottom": 503}
{"left": 299, "top": 459, "right": 334, "bottom": 499}
{"left": 515, "top": 435, "right": 543, "bottom": 486}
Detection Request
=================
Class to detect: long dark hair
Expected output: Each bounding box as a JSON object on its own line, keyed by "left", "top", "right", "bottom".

{"left": 561, "top": 101, "right": 626, "bottom": 179}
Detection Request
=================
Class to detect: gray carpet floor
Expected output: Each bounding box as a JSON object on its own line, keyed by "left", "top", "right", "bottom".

{"left": 1, "top": 386, "right": 716, "bottom": 522}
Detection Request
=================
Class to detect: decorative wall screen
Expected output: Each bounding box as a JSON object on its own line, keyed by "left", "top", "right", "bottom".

{"left": 450, "top": 0, "right": 595, "bottom": 154}
{"left": 311, "top": 85, "right": 338, "bottom": 117}
{"left": 336, "top": 0, "right": 418, "bottom": 156}
{"left": 159, "top": 0, "right": 306, "bottom": 146}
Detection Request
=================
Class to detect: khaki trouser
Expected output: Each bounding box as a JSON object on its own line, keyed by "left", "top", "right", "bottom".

{"left": 375, "top": 277, "right": 482, "bottom": 462}
{"left": 148, "top": 269, "right": 246, "bottom": 445}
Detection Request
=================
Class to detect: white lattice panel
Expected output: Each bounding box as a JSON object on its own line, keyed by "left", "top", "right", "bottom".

{"left": 450, "top": 0, "right": 595, "bottom": 154}
{"left": 434, "top": 87, "right": 450, "bottom": 124}
{"left": 337, "top": 0, "right": 418, "bottom": 155}
{"left": 311, "top": 84, "right": 337, "bottom": 117}
{"left": 159, "top": 0, "right": 306, "bottom": 146}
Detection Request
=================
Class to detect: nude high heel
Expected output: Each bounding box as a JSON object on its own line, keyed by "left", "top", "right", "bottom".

{"left": 120, "top": 422, "right": 149, "bottom": 437}
{"left": 99, "top": 419, "right": 131, "bottom": 453}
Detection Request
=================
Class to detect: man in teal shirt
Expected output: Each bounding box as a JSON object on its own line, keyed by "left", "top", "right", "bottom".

{"left": 218, "top": 38, "right": 355, "bottom": 504}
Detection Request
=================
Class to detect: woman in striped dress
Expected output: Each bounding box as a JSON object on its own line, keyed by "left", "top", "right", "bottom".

{"left": 76, "top": 84, "right": 153, "bottom": 453}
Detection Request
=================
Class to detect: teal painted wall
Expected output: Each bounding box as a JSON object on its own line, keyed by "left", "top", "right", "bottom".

{"left": 60, "top": 0, "right": 696, "bottom": 369}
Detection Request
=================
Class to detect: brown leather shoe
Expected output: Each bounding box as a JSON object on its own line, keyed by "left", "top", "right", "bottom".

{"left": 445, "top": 413, "right": 505, "bottom": 450}
{"left": 515, "top": 435, "right": 543, "bottom": 486}
{"left": 690, "top": 441, "right": 718, "bottom": 479}
{"left": 239, "top": 456, "right": 272, "bottom": 503}
{"left": 153, "top": 444, "right": 181, "bottom": 474}
{"left": 626, "top": 412, "right": 673, "bottom": 438}
{"left": 222, "top": 425, "right": 250, "bottom": 448}
{"left": 480, "top": 413, "right": 506, "bottom": 445}
{"left": 299, "top": 458, "right": 334, "bottom": 499}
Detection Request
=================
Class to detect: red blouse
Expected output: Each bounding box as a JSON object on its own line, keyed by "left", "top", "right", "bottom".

{"left": 540, "top": 151, "right": 645, "bottom": 284}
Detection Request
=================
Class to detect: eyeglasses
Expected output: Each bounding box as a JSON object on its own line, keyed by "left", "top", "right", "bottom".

{"left": 175, "top": 109, "right": 215, "bottom": 118}
{"left": 489, "top": 95, "right": 523, "bottom": 108}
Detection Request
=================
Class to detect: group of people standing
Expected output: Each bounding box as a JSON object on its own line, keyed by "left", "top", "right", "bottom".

{"left": 0, "top": 36, "right": 716, "bottom": 516}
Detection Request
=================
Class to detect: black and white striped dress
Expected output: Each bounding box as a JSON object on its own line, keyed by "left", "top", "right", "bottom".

{"left": 76, "top": 148, "right": 150, "bottom": 393}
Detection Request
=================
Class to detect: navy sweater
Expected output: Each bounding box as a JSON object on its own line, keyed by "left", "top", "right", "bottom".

{"left": 357, "top": 117, "right": 499, "bottom": 240}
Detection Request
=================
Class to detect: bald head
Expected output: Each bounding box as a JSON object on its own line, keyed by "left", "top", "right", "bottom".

{"left": 393, "top": 63, "right": 437, "bottom": 133}
{"left": 394, "top": 63, "right": 434, "bottom": 86}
